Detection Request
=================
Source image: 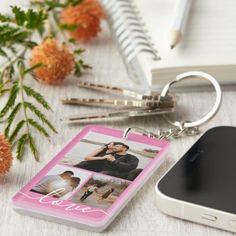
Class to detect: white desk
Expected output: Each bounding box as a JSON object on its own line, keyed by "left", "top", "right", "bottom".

{"left": 0, "top": 3, "right": 236, "bottom": 236}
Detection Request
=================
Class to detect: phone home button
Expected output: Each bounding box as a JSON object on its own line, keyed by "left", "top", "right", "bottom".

{"left": 201, "top": 214, "right": 217, "bottom": 221}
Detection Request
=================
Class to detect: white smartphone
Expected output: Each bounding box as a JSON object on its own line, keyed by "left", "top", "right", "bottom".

{"left": 155, "top": 126, "right": 236, "bottom": 233}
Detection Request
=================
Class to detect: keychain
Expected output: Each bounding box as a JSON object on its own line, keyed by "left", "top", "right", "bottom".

{"left": 62, "top": 71, "right": 222, "bottom": 140}
{"left": 123, "top": 71, "right": 222, "bottom": 140}
{"left": 12, "top": 72, "right": 222, "bottom": 232}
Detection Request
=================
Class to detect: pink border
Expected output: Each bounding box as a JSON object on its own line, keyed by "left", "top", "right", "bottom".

{"left": 12, "top": 125, "right": 169, "bottom": 227}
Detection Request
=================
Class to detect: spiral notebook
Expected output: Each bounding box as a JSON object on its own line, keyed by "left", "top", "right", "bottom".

{"left": 100, "top": 0, "right": 236, "bottom": 90}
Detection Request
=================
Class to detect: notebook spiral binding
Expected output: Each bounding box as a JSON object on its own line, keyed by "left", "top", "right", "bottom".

{"left": 100, "top": 0, "right": 161, "bottom": 84}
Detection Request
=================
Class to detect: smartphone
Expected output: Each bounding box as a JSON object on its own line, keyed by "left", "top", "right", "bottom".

{"left": 155, "top": 126, "right": 236, "bottom": 233}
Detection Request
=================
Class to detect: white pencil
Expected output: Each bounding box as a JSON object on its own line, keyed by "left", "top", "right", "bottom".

{"left": 169, "top": 0, "right": 192, "bottom": 49}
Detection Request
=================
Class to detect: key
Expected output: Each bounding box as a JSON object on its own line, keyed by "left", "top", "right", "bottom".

{"left": 61, "top": 97, "right": 175, "bottom": 108}
{"left": 77, "top": 80, "right": 174, "bottom": 101}
{"left": 61, "top": 107, "right": 174, "bottom": 123}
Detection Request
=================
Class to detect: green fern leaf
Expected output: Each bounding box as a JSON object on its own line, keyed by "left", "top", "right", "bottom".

{"left": 28, "top": 133, "right": 39, "bottom": 161}
{"left": 16, "top": 133, "right": 28, "bottom": 160}
{"left": 0, "top": 13, "right": 11, "bottom": 22}
{"left": 11, "top": 6, "right": 47, "bottom": 32}
{"left": 23, "top": 85, "right": 51, "bottom": 110}
{"left": 28, "top": 118, "right": 50, "bottom": 138}
{"left": 73, "top": 48, "right": 85, "bottom": 55}
{"left": 0, "top": 81, "right": 19, "bottom": 119}
{"left": 4, "top": 102, "right": 22, "bottom": 138}
{"left": 0, "top": 88, "right": 10, "bottom": 97}
{"left": 9, "top": 120, "right": 25, "bottom": 143}
{"left": 24, "top": 63, "right": 43, "bottom": 75}
{"left": 25, "top": 102, "right": 57, "bottom": 133}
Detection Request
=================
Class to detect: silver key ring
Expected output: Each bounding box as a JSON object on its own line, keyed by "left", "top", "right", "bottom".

{"left": 161, "top": 71, "right": 222, "bottom": 128}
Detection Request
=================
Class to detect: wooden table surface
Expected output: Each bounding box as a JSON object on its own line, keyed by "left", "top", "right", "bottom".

{"left": 1, "top": 1, "right": 236, "bottom": 236}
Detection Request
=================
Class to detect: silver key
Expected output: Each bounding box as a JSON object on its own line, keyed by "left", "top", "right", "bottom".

{"left": 61, "top": 97, "right": 175, "bottom": 108}
{"left": 61, "top": 107, "right": 174, "bottom": 124}
{"left": 76, "top": 80, "right": 174, "bottom": 101}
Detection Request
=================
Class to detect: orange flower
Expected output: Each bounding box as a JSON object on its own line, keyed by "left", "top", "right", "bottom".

{"left": 75, "top": 0, "right": 106, "bottom": 20}
{"left": 0, "top": 133, "right": 13, "bottom": 175}
{"left": 30, "top": 38, "right": 75, "bottom": 84}
{"left": 60, "top": 0, "right": 105, "bottom": 42}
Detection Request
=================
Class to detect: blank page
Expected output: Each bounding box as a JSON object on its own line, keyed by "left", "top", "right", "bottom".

{"left": 134, "top": 0, "right": 236, "bottom": 68}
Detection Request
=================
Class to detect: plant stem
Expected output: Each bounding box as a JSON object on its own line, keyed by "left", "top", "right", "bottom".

{"left": 0, "top": 48, "right": 27, "bottom": 73}
{"left": 49, "top": 11, "right": 74, "bottom": 52}
{"left": 18, "top": 65, "right": 31, "bottom": 141}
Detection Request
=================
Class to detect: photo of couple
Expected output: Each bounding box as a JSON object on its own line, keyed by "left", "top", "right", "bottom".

{"left": 74, "top": 142, "right": 142, "bottom": 181}
{"left": 61, "top": 132, "right": 160, "bottom": 181}
{"left": 71, "top": 175, "right": 129, "bottom": 210}
{"left": 30, "top": 165, "right": 89, "bottom": 199}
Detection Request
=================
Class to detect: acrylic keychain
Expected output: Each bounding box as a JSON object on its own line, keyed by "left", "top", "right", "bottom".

{"left": 12, "top": 124, "right": 170, "bottom": 232}
{"left": 123, "top": 71, "right": 222, "bottom": 141}
{"left": 12, "top": 71, "right": 222, "bottom": 232}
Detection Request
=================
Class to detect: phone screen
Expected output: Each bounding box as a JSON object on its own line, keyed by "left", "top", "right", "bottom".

{"left": 158, "top": 126, "right": 236, "bottom": 214}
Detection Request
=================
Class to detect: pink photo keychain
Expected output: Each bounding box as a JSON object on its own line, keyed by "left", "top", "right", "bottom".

{"left": 12, "top": 71, "right": 222, "bottom": 232}
{"left": 12, "top": 125, "right": 169, "bottom": 232}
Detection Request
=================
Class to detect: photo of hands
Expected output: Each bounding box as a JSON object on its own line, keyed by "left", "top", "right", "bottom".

{"left": 71, "top": 174, "right": 130, "bottom": 210}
